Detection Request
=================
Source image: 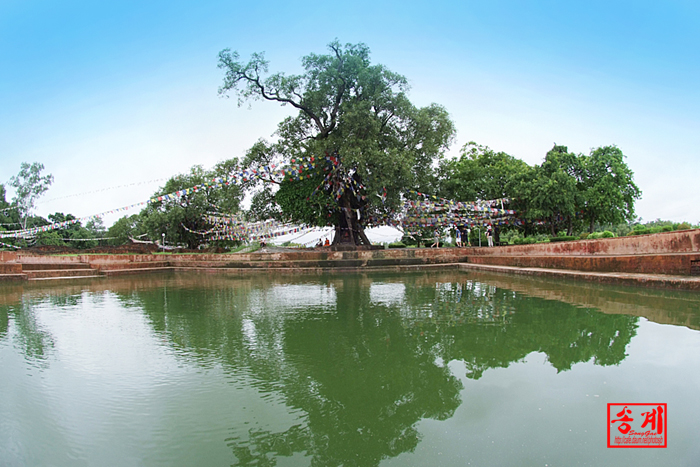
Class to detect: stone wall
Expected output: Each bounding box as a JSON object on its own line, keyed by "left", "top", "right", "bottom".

{"left": 467, "top": 229, "right": 700, "bottom": 257}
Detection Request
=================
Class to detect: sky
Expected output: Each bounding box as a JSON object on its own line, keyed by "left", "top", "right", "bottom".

{"left": 1, "top": 0, "right": 699, "bottom": 230}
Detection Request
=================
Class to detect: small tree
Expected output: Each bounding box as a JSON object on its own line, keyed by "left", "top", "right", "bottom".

{"left": 9, "top": 162, "right": 54, "bottom": 229}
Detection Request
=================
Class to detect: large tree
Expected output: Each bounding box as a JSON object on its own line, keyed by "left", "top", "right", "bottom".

{"left": 581, "top": 145, "right": 641, "bottom": 232}
{"left": 528, "top": 145, "right": 585, "bottom": 236}
{"left": 218, "top": 40, "right": 455, "bottom": 246}
{"left": 438, "top": 142, "right": 531, "bottom": 205}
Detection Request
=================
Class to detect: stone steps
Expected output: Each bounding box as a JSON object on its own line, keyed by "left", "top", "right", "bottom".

{"left": 0, "top": 263, "right": 23, "bottom": 274}
{"left": 21, "top": 262, "right": 94, "bottom": 270}
{"left": 102, "top": 267, "right": 174, "bottom": 276}
{"left": 170, "top": 256, "right": 433, "bottom": 269}
{"left": 25, "top": 268, "right": 103, "bottom": 280}
{"left": 95, "top": 261, "right": 170, "bottom": 271}
{"left": 0, "top": 273, "right": 27, "bottom": 281}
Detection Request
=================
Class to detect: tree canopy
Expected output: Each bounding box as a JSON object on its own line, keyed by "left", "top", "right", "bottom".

{"left": 218, "top": 40, "right": 455, "bottom": 245}
{"left": 437, "top": 142, "right": 641, "bottom": 237}
{"left": 139, "top": 161, "right": 243, "bottom": 249}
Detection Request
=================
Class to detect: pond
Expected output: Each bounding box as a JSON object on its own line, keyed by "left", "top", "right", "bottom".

{"left": 1, "top": 271, "right": 699, "bottom": 466}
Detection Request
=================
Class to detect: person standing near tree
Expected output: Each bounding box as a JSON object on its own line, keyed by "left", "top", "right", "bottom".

{"left": 486, "top": 224, "right": 494, "bottom": 247}
{"left": 431, "top": 229, "right": 440, "bottom": 248}
{"left": 455, "top": 227, "right": 462, "bottom": 247}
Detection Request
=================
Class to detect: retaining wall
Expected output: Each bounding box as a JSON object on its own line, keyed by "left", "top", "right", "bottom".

{"left": 469, "top": 229, "right": 700, "bottom": 257}
{"left": 3, "top": 229, "right": 700, "bottom": 281}
{"left": 462, "top": 230, "right": 700, "bottom": 276}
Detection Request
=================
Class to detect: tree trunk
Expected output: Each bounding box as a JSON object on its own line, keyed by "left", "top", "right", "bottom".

{"left": 331, "top": 192, "right": 371, "bottom": 247}
{"left": 550, "top": 216, "right": 556, "bottom": 236}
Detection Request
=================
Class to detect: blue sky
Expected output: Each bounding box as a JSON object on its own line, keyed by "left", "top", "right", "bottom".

{"left": 1, "top": 0, "right": 699, "bottom": 227}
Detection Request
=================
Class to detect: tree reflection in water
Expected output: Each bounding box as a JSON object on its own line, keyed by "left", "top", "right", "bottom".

{"left": 0, "top": 273, "right": 641, "bottom": 465}
{"left": 118, "top": 273, "right": 638, "bottom": 466}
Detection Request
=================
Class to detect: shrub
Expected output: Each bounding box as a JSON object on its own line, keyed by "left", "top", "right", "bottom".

{"left": 388, "top": 242, "right": 406, "bottom": 248}
{"left": 550, "top": 236, "right": 577, "bottom": 242}
{"left": 601, "top": 231, "right": 615, "bottom": 238}
{"left": 512, "top": 237, "right": 536, "bottom": 245}
{"left": 661, "top": 225, "right": 673, "bottom": 232}
{"left": 579, "top": 232, "right": 589, "bottom": 240}
{"left": 675, "top": 222, "right": 691, "bottom": 230}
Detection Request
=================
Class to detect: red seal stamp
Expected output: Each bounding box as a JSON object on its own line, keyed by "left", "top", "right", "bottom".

{"left": 607, "top": 403, "right": 667, "bottom": 448}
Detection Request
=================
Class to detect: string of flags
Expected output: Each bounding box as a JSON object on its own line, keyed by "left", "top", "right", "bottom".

{"left": 0, "top": 152, "right": 554, "bottom": 245}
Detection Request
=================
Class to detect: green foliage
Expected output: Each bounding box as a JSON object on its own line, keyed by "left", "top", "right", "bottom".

{"left": 549, "top": 236, "right": 577, "bottom": 242}
{"left": 388, "top": 242, "right": 406, "bottom": 248}
{"left": 438, "top": 143, "right": 642, "bottom": 239}
{"left": 8, "top": 162, "right": 54, "bottom": 229}
{"left": 139, "top": 163, "right": 243, "bottom": 249}
{"left": 581, "top": 146, "right": 641, "bottom": 232}
{"left": 247, "top": 186, "right": 282, "bottom": 222}
{"left": 438, "top": 142, "right": 531, "bottom": 202}
{"left": 275, "top": 172, "right": 333, "bottom": 226}
{"left": 219, "top": 40, "right": 455, "bottom": 234}
{"left": 85, "top": 218, "right": 106, "bottom": 238}
{"left": 588, "top": 231, "right": 615, "bottom": 239}
{"left": 528, "top": 145, "right": 584, "bottom": 236}
{"left": 34, "top": 231, "right": 65, "bottom": 247}
{"left": 68, "top": 227, "right": 98, "bottom": 249}
{"left": 106, "top": 215, "right": 143, "bottom": 246}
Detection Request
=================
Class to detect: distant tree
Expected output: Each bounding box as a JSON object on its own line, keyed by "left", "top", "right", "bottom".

{"left": 68, "top": 227, "right": 97, "bottom": 249}
{"left": 0, "top": 185, "right": 21, "bottom": 248}
{"left": 86, "top": 217, "right": 106, "bottom": 238}
{"left": 44, "top": 212, "right": 97, "bottom": 248}
{"left": 219, "top": 40, "right": 455, "bottom": 246}
{"left": 528, "top": 145, "right": 584, "bottom": 236}
{"left": 106, "top": 214, "right": 143, "bottom": 246}
{"left": 438, "top": 142, "right": 531, "bottom": 202}
{"left": 581, "top": 146, "right": 641, "bottom": 232}
{"left": 246, "top": 186, "right": 283, "bottom": 222}
{"left": 34, "top": 230, "right": 65, "bottom": 247}
{"left": 9, "top": 162, "right": 54, "bottom": 229}
{"left": 140, "top": 162, "right": 243, "bottom": 249}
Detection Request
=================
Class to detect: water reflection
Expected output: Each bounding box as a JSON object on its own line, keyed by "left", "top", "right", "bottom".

{"left": 117, "top": 273, "right": 637, "bottom": 465}
{"left": 1, "top": 271, "right": 699, "bottom": 466}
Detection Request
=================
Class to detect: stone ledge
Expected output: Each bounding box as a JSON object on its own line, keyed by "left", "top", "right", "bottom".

{"left": 458, "top": 263, "right": 700, "bottom": 291}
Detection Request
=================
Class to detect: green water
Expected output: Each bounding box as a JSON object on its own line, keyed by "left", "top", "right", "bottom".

{"left": 1, "top": 271, "right": 699, "bottom": 466}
